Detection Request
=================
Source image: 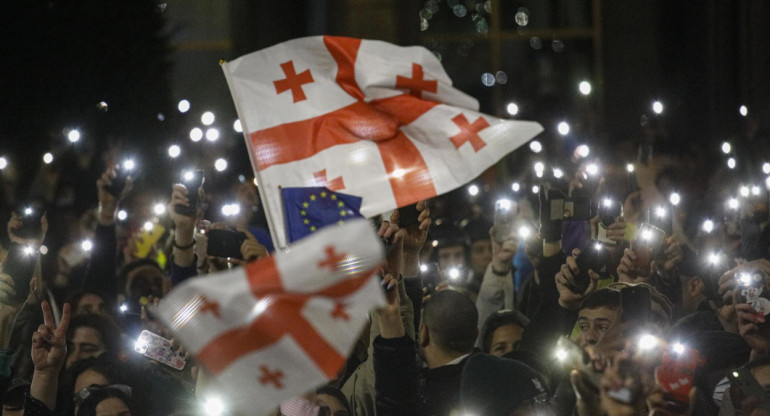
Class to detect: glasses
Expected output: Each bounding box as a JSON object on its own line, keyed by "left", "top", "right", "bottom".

{"left": 74, "top": 384, "right": 132, "bottom": 406}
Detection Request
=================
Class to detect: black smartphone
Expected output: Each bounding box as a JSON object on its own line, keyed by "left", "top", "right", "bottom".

{"left": 699, "top": 251, "right": 731, "bottom": 301}
{"left": 648, "top": 205, "right": 673, "bottom": 236}
{"left": 597, "top": 198, "right": 623, "bottom": 245}
{"left": 397, "top": 204, "right": 421, "bottom": 228}
{"left": 174, "top": 169, "right": 205, "bottom": 216}
{"left": 105, "top": 161, "right": 135, "bottom": 197}
{"left": 3, "top": 243, "right": 36, "bottom": 303}
{"left": 632, "top": 223, "right": 666, "bottom": 277}
{"left": 15, "top": 203, "right": 44, "bottom": 240}
{"left": 206, "top": 229, "right": 246, "bottom": 259}
{"left": 728, "top": 367, "right": 770, "bottom": 412}
{"left": 571, "top": 240, "right": 611, "bottom": 293}
{"left": 619, "top": 285, "right": 652, "bottom": 324}
{"left": 493, "top": 199, "right": 516, "bottom": 243}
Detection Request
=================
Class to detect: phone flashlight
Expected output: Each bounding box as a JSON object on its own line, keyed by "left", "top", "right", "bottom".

{"left": 586, "top": 163, "right": 599, "bottom": 176}
{"left": 638, "top": 334, "right": 659, "bottom": 351}
{"left": 119, "top": 303, "right": 129, "bottom": 313}
{"left": 702, "top": 219, "right": 714, "bottom": 233}
{"left": 555, "top": 349, "right": 568, "bottom": 361}
{"left": 669, "top": 192, "right": 681, "bottom": 206}
{"left": 134, "top": 340, "right": 149, "bottom": 354}
{"left": 740, "top": 186, "right": 750, "bottom": 198}
{"left": 518, "top": 225, "right": 531, "bottom": 239}
{"left": 672, "top": 342, "right": 686, "bottom": 355}
{"left": 707, "top": 252, "right": 720, "bottom": 265}
{"left": 448, "top": 268, "right": 461, "bottom": 281}
{"left": 728, "top": 198, "right": 740, "bottom": 210}
{"left": 81, "top": 240, "right": 93, "bottom": 252}
{"left": 203, "top": 397, "right": 226, "bottom": 416}
{"left": 23, "top": 245, "right": 35, "bottom": 256}
{"left": 739, "top": 273, "right": 753, "bottom": 286}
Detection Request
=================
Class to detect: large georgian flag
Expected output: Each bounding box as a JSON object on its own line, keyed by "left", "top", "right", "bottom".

{"left": 155, "top": 219, "right": 384, "bottom": 412}
{"left": 222, "top": 36, "right": 543, "bottom": 248}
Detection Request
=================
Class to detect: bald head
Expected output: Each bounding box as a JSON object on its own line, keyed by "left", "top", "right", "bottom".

{"left": 422, "top": 290, "right": 478, "bottom": 354}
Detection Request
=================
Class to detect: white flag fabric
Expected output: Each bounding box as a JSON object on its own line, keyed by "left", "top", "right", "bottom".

{"left": 154, "top": 219, "right": 385, "bottom": 412}
{"left": 222, "top": 36, "right": 543, "bottom": 248}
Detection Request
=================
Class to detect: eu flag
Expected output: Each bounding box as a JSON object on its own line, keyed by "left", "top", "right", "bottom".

{"left": 282, "top": 187, "right": 363, "bottom": 243}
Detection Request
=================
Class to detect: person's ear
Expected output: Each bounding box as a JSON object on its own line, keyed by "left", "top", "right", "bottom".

{"left": 419, "top": 324, "right": 429, "bottom": 348}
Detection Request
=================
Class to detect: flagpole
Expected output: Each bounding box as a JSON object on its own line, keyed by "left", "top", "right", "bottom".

{"left": 220, "top": 60, "right": 287, "bottom": 250}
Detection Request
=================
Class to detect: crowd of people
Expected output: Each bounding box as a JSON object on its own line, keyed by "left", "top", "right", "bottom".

{"left": 1, "top": 124, "right": 770, "bottom": 416}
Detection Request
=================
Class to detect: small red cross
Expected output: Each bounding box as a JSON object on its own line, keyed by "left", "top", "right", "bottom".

{"left": 330, "top": 302, "right": 350, "bottom": 321}
{"left": 318, "top": 246, "right": 347, "bottom": 271}
{"left": 450, "top": 113, "right": 490, "bottom": 152}
{"left": 396, "top": 63, "right": 438, "bottom": 98}
{"left": 313, "top": 169, "right": 345, "bottom": 191}
{"left": 199, "top": 296, "right": 221, "bottom": 319}
{"left": 273, "top": 60, "right": 314, "bottom": 103}
{"left": 258, "top": 365, "right": 284, "bottom": 389}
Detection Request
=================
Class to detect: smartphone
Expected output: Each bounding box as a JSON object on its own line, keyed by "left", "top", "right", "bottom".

{"left": 699, "top": 251, "right": 731, "bottom": 301}
{"left": 134, "top": 330, "right": 186, "bottom": 371}
{"left": 493, "top": 199, "right": 516, "bottom": 243}
{"left": 3, "top": 243, "right": 36, "bottom": 304}
{"left": 648, "top": 205, "right": 673, "bottom": 236}
{"left": 549, "top": 191, "right": 591, "bottom": 222}
{"left": 104, "top": 162, "right": 134, "bottom": 196}
{"left": 597, "top": 198, "right": 623, "bottom": 245}
{"left": 655, "top": 349, "right": 700, "bottom": 412}
{"left": 174, "top": 169, "right": 205, "bottom": 216}
{"left": 397, "top": 204, "right": 421, "bottom": 228}
{"left": 206, "top": 229, "right": 246, "bottom": 259}
{"left": 632, "top": 223, "right": 665, "bottom": 276}
{"left": 728, "top": 367, "right": 770, "bottom": 412}
{"left": 15, "top": 203, "right": 44, "bottom": 240}
{"left": 420, "top": 262, "right": 441, "bottom": 295}
{"left": 737, "top": 270, "right": 770, "bottom": 324}
{"left": 619, "top": 284, "right": 653, "bottom": 324}
{"left": 572, "top": 240, "right": 611, "bottom": 293}
{"left": 555, "top": 336, "right": 602, "bottom": 389}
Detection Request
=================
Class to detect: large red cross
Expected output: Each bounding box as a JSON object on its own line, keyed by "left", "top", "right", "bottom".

{"left": 196, "top": 257, "right": 374, "bottom": 379}
{"left": 273, "top": 61, "right": 314, "bottom": 103}
{"left": 258, "top": 365, "right": 285, "bottom": 389}
{"left": 198, "top": 296, "right": 221, "bottom": 319}
{"left": 318, "top": 246, "right": 347, "bottom": 271}
{"left": 450, "top": 113, "right": 490, "bottom": 152}
{"left": 396, "top": 63, "right": 438, "bottom": 98}
{"left": 313, "top": 169, "right": 345, "bottom": 191}
{"left": 330, "top": 302, "right": 350, "bottom": 321}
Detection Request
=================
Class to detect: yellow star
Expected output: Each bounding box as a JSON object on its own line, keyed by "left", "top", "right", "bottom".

{"left": 310, "top": 195, "right": 316, "bottom": 201}
{"left": 320, "top": 191, "right": 327, "bottom": 198}
{"left": 300, "top": 210, "right": 306, "bottom": 216}
{"left": 337, "top": 201, "right": 344, "bottom": 207}
{"left": 310, "top": 226, "right": 316, "bottom": 231}
{"left": 340, "top": 211, "right": 347, "bottom": 217}
{"left": 303, "top": 219, "right": 309, "bottom": 224}
{"left": 302, "top": 202, "right": 309, "bottom": 208}
{"left": 331, "top": 194, "right": 337, "bottom": 200}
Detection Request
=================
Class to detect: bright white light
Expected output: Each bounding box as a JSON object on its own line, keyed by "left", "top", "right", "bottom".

{"left": 392, "top": 168, "right": 406, "bottom": 178}
{"left": 553, "top": 168, "right": 564, "bottom": 179}
{"left": 638, "top": 334, "right": 658, "bottom": 350}
{"left": 233, "top": 119, "right": 242, "bottom": 133}
{"left": 652, "top": 101, "right": 664, "bottom": 114}
{"left": 23, "top": 246, "right": 35, "bottom": 256}
{"left": 43, "top": 153, "right": 54, "bottom": 164}
{"left": 751, "top": 185, "right": 761, "bottom": 196}
{"left": 68, "top": 129, "right": 81, "bottom": 143}
{"left": 203, "top": 397, "right": 225, "bottom": 416}
{"left": 497, "top": 199, "right": 512, "bottom": 211}
{"left": 722, "top": 142, "right": 732, "bottom": 154}
{"left": 506, "top": 102, "right": 519, "bottom": 116}
{"left": 763, "top": 162, "right": 770, "bottom": 175}
{"left": 177, "top": 99, "right": 190, "bottom": 113}
{"left": 143, "top": 221, "right": 154, "bottom": 232}
{"left": 557, "top": 121, "right": 570, "bottom": 136}
{"left": 511, "top": 182, "right": 520, "bottom": 192}
{"left": 0, "top": 157, "right": 7, "bottom": 170}
{"left": 81, "top": 240, "right": 93, "bottom": 252}
{"left": 221, "top": 203, "right": 241, "bottom": 217}
{"left": 117, "top": 210, "right": 128, "bottom": 221}
{"left": 728, "top": 198, "right": 740, "bottom": 210}
{"left": 579, "top": 81, "right": 592, "bottom": 95}
{"left": 532, "top": 185, "right": 540, "bottom": 194}
{"left": 708, "top": 252, "right": 719, "bottom": 265}
{"left": 432, "top": 240, "right": 439, "bottom": 248}
{"left": 702, "top": 219, "right": 714, "bottom": 233}
{"left": 24, "top": 207, "right": 33, "bottom": 216}
{"left": 642, "top": 229, "right": 653, "bottom": 240}
{"left": 740, "top": 105, "right": 748, "bottom": 117}
{"left": 420, "top": 264, "right": 428, "bottom": 273}
{"left": 201, "top": 111, "right": 215, "bottom": 126}
{"left": 448, "top": 268, "right": 461, "bottom": 280}
{"left": 153, "top": 203, "right": 165, "bottom": 216}
{"left": 123, "top": 159, "right": 135, "bottom": 171}
{"left": 183, "top": 170, "right": 194, "bottom": 181}
{"left": 576, "top": 145, "right": 590, "bottom": 158}
{"left": 586, "top": 163, "right": 599, "bottom": 176}
{"left": 518, "top": 226, "right": 531, "bottom": 239}
{"left": 189, "top": 127, "right": 203, "bottom": 142}
{"left": 555, "top": 349, "right": 568, "bottom": 361}
{"left": 529, "top": 140, "right": 542, "bottom": 153}
{"left": 205, "top": 128, "right": 219, "bottom": 142}
{"left": 215, "top": 158, "right": 228, "bottom": 172}
{"left": 168, "top": 145, "right": 181, "bottom": 158}
{"left": 119, "top": 304, "right": 129, "bottom": 313}
{"left": 672, "top": 343, "right": 685, "bottom": 355}
{"left": 603, "top": 198, "right": 613, "bottom": 207}
{"left": 534, "top": 162, "right": 545, "bottom": 172}
{"left": 739, "top": 273, "right": 752, "bottom": 286}
{"left": 468, "top": 184, "right": 479, "bottom": 196}
{"left": 669, "top": 192, "right": 681, "bottom": 206}
{"left": 740, "top": 186, "right": 750, "bottom": 197}
{"left": 626, "top": 163, "right": 635, "bottom": 173}
{"left": 727, "top": 158, "right": 736, "bottom": 169}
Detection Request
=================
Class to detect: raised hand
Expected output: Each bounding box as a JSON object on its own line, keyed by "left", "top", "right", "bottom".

{"left": 31, "top": 301, "right": 70, "bottom": 373}
{"left": 556, "top": 249, "right": 600, "bottom": 309}
{"left": 240, "top": 228, "right": 268, "bottom": 261}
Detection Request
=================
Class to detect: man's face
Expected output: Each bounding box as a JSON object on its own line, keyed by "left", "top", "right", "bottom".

{"left": 489, "top": 323, "right": 524, "bottom": 357}
{"left": 438, "top": 245, "right": 466, "bottom": 274}
{"left": 469, "top": 240, "right": 493, "bottom": 276}
{"left": 126, "top": 265, "right": 166, "bottom": 299}
{"left": 66, "top": 327, "right": 107, "bottom": 368}
{"left": 76, "top": 293, "right": 106, "bottom": 316}
{"left": 575, "top": 306, "right": 619, "bottom": 348}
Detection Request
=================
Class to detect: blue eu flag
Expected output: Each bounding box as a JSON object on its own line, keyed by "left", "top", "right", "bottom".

{"left": 282, "top": 187, "right": 363, "bottom": 243}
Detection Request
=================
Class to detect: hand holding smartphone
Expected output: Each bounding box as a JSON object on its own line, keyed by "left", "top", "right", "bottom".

{"left": 134, "top": 330, "right": 186, "bottom": 370}
{"left": 493, "top": 199, "right": 516, "bottom": 243}
{"left": 206, "top": 229, "right": 246, "bottom": 259}
{"left": 632, "top": 223, "right": 665, "bottom": 276}
{"left": 597, "top": 198, "right": 623, "bottom": 245}
{"left": 174, "top": 169, "right": 205, "bottom": 216}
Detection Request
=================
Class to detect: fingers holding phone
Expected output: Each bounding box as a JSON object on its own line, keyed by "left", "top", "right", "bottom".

{"left": 239, "top": 228, "right": 267, "bottom": 262}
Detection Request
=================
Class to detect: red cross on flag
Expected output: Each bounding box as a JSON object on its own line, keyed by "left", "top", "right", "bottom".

{"left": 154, "top": 219, "right": 384, "bottom": 412}
{"left": 222, "top": 36, "right": 544, "bottom": 248}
